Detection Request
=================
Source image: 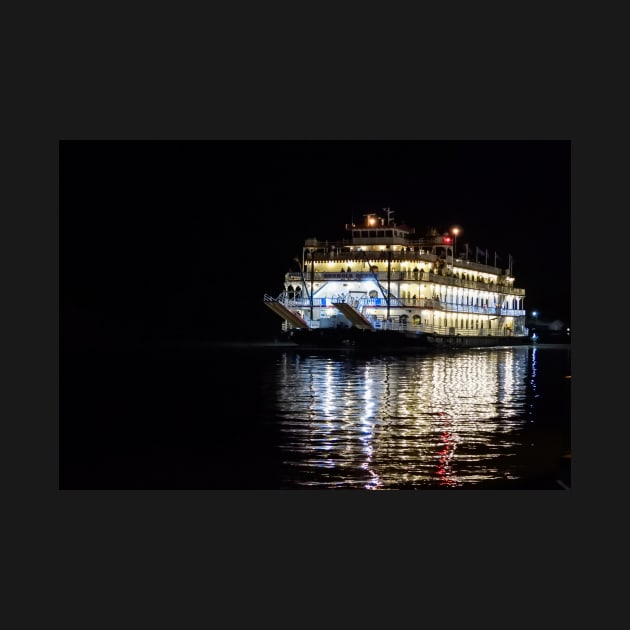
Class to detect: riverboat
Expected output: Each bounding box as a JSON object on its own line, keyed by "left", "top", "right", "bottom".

{"left": 263, "top": 209, "right": 529, "bottom": 350}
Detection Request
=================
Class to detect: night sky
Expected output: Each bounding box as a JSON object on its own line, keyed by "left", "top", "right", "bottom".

{"left": 60, "top": 139, "right": 570, "bottom": 348}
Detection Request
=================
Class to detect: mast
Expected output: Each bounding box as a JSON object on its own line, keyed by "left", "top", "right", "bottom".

{"left": 384, "top": 207, "right": 394, "bottom": 225}
{"left": 384, "top": 209, "right": 393, "bottom": 319}
{"left": 386, "top": 245, "right": 391, "bottom": 320}
{"left": 309, "top": 250, "right": 314, "bottom": 324}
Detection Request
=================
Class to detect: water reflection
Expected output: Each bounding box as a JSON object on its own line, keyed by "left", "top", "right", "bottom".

{"left": 272, "top": 346, "right": 560, "bottom": 489}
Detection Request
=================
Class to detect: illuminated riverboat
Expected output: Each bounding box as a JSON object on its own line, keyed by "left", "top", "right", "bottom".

{"left": 263, "top": 209, "right": 529, "bottom": 349}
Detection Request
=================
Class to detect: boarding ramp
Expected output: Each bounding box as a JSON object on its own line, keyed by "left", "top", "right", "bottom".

{"left": 334, "top": 302, "right": 375, "bottom": 330}
{"left": 263, "top": 296, "right": 309, "bottom": 329}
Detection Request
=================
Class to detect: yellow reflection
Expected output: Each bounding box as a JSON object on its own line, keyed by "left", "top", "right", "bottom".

{"left": 276, "top": 348, "right": 538, "bottom": 488}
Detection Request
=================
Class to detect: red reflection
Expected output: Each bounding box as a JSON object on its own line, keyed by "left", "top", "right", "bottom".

{"left": 436, "top": 429, "right": 458, "bottom": 487}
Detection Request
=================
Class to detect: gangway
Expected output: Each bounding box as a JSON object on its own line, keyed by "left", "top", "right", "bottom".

{"left": 263, "top": 296, "right": 310, "bottom": 329}
{"left": 334, "top": 302, "right": 375, "bottom": 330}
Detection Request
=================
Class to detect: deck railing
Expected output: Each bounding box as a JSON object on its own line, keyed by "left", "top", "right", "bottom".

{"left": 279, "top": 296, "right": 525, "bottom": 318}
{"left": 284, "top": 270, "right": 525, "bottom": 296}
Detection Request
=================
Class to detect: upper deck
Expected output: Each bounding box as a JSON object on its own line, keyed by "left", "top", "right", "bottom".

{"left": 305, "top": 209, "right": 454, "bottom": 253}
{"left": 300, "top": 209, "right": 518, "bottom": 285}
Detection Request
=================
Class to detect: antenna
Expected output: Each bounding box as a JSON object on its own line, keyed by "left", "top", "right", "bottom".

{"left": 383, "top": 207, "right": 395, "bottom": 225}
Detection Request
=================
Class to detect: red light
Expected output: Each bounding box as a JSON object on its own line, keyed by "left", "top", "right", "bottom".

{"left": 443, "top": 236, "right": 452, "bottom": 244}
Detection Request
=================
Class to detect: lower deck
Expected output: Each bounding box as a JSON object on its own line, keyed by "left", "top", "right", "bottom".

{"left": 265, "top": 294, "right": 528, "bottom": 340}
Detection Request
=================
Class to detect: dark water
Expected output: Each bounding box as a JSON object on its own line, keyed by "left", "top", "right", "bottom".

{"left": 60, "top": 343, "right": 571, "bottom": 490}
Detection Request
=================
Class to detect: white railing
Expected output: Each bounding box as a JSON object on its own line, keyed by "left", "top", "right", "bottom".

{"left": 277, "top": 295, "right": 525, "bottom": 318}
{"left": 285, "top": 270, "right": 525, "bottom": 295}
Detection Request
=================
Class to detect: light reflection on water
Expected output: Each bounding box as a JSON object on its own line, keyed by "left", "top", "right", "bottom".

{"left": 269, "top": 346, "right": 569, "bottom": 489}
